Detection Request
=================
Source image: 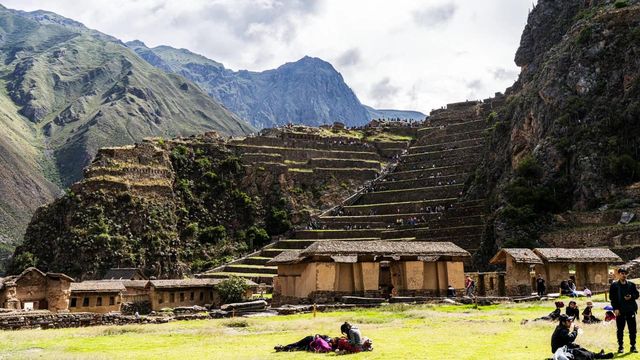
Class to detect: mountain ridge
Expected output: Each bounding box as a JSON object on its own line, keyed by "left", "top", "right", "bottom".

{"left": 0, "top": 5, "right": 254, "bottom": 247}
{"left": 126, "top": 41, "right": 426, "bottom": 127}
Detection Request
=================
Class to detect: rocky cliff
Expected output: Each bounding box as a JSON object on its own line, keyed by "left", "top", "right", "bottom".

{"left": 470, "top": 0, "right": 640, "bottom": 264}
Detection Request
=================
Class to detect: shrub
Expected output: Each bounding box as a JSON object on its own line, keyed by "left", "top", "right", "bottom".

{"left": 8, "top": 252, "right": 38, "bottom": 274}
{"left": 614, "top": 0, "right": 629, "bottom": 8}
{"left": 217, "top": 275, "right": 248, "bottom": 304}
{"left": 609, "top": 154, "right": 640, "bottom": 183}
{"left": 198, "top": 225, "right": 227, "bottom": 244}
{"left": 220, "top": 156, "right": 242, "bottom": 174}
{"left": 265, "top": 208, "right": 291, "bottom": 236}
{"left": 577, "top": 27, "right": 592, "bottom": 45}
{"left": 514, "top": 155, "right": 543, "bottom": 180}
{"left": 245, "top": 226, "right": 270, "bottom": 248}
{"left": 182, "top": 222, "right": 199, "bottom": 238}
{"left": 486, "top": 111, "right": 498, "bottom": 123}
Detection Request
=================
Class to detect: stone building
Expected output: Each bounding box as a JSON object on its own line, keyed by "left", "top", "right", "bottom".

{"left": 489, "top": 248, "right": 623, "bottom": 296}
{"left": 0, "top": 268, "right": 74, "bottom": 311}
{"left": 69, "top": 281, "right": 125, "bottom": 313}
{"left": 533, "top": 248, "right": 622, "bottom": 293}
{"left": 147, "top": 279, "right": 256, "bottom": 310}
{"left": 269, "top": 240, "right": 470, "bottom": 305}
{"left": 489, "top": 248, "right": 544, "bottom": 296}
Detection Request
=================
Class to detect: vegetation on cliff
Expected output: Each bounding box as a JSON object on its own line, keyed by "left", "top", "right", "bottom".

{"left": 471, "top": 0, "right": 640, "bottom": 265}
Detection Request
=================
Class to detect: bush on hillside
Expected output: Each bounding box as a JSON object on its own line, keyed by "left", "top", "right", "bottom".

{"left": 198, "top": 225, "right": 227, "bottom": 244}
{"left": 217, "top": 275, "right": 248, "bottom": 304}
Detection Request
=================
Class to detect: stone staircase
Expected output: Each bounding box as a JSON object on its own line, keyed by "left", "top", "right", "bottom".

{"left": 202, "top": 100, "right": 501, "bottom": 283}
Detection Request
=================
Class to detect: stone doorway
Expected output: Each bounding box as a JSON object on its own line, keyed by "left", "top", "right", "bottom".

{"left": 378, "top": 261, "right": 392, "bottom": 298}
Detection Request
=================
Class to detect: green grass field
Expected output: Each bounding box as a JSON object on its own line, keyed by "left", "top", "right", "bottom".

{"left": 1, "top": 296, "right": 639, "bottom": 360}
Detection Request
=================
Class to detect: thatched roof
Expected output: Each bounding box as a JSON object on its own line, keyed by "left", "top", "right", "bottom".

{"left": 102, "top": 268, "right": 147, "bottom": 280}
{"left": 149, "top": 278, "right": 257, "bottom": 289}
{"left": 267, "top": 250, "right": 303, "bottom": 265}
{"left": 534, "top": 248, "right": 623, "bottom": 263}
{"left": 269, "top": 241, "right": 469, "bottom": 265}
{"left": 489, "top": 248, "right": 543, "bottom": 265}
{"left": 301, "top": 241, "right": 469, "bottom": 257}
{"left": 70, "top": 281, "right": 126, "bottom": 293}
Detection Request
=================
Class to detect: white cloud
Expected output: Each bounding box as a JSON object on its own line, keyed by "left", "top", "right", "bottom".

{"left": 2, "top": 0, "right": 535, "bottom": 113}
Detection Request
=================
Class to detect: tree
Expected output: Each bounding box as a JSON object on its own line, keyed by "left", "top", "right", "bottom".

{"left": 217, "top": 275, "right": 248, "bottom": 304}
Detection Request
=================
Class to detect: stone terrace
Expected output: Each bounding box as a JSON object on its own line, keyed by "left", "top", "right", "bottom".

{"left": 200, "top": 126, "right": 410, "bottom": 283}
{"left": 204, "top": 100, "right": 500, "bottom": 283}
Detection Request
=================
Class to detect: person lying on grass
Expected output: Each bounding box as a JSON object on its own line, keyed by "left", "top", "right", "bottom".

{"left": 274, "top": 334, "right": 333, "bottom": 352}
{"left": 551, "top": 314, "right": 613, "bottom": 359}
{"left": 533, "top": 301, "right": 564, "bottom": 322}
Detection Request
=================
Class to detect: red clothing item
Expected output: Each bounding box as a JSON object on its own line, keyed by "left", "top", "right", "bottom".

{"left": 337, "top": 338, "right": 361, "bottom": 353}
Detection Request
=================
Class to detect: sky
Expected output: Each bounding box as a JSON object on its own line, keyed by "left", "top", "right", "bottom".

{"left": 2, "top": 0, "right": 536, "bottom": 114}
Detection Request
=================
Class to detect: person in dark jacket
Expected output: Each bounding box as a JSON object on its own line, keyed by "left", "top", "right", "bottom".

{"left": 566, "top": 301, "right": 580, "bottom": 321}
{"left": 609, "top": 267, "right": 640, "bottom": 353}
{"left": 551, "top": 314, "right": 613, "bottom": 358}
{"left": 534, "top": 301, "right": 564, "bottom": 321}
{"left": 536, "top": 274, "right": 546, "bottom": 297}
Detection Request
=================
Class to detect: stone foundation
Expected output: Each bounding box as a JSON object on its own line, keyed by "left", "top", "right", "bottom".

{"left": 0, "top": 311, "right": 171, "bottom": 330}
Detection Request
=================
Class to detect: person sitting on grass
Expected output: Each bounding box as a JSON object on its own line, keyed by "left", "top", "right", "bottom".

{"left": 582, "top": 302, "right": 602, "bottom": 324}
{"left": 335, "top": 322, "right": 374, "bottom": 354}
{"left": 340, "top": 322, "right": 362, "bottom": 352}
{"left": 274, "top": 334, "right": 332, "bottom": 352}
{"left": 551, "top": 314, "right": 614, "bottom": 359}
{"left": 566, "top": 301, "right": 580, "bottom": 321}
{"left": 560, "top": 280, "right": 572, "bottom": 296}
{"left": 534, "top": 301, "right": 564, "bottom": 322}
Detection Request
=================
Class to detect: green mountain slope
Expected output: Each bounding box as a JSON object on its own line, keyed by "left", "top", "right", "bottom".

{"left": 0, "top": 5, "right": 255, "bottom": 247}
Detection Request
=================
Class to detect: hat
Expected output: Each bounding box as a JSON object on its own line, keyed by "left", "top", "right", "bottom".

{"left": 586, "top": 301, "right": 593, "bottom": 306}
{"left": 559, "top": 314, "right": 574, "bottom": 322}
{"left": 618, "top": 268, "right": 628, "bottom": 274}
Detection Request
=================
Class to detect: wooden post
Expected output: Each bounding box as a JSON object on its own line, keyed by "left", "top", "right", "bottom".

{"left": 313, "top": 303, "right": 317, "bottom": 318}
{"left": 232, "top": 309, "right": 236, "bottom": 318}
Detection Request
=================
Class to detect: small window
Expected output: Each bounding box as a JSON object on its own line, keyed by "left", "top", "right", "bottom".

{"left": 490, "top": 277, "right": 495, "bottom": 290}
{"left": 70, "top": 298, "right": 77, "bottom": 308}
{"left": 199, "top": 292, "right": 204, "bottom": 301}
{"left": 96, "top": 297, "right": 102, "bottom": 306}
{"left": 170, "top": 293, "right": 175, "bottom": 303}
{"left": 109, "top": 296, "right": 115, "bottom": 306}
{"left": 180, "top": 292, "right": 185, "bottom": 302}
{"left": 82, "top": 297, "right": 90, "bottom": 307}
{"left": 158, "top": 294, "right": 163, "bottom": 304}
{"left": 190, "top": 292, "right": 194, "bottom": 301}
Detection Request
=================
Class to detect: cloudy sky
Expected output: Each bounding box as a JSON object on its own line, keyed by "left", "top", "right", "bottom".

{"left": 3, "top": 0, "right": 535, "bottom": 113}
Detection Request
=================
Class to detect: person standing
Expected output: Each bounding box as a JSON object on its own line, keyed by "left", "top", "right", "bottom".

{"left": 609, "top": 268, "right": 640, "bottom": 353}
{"left": 536, "top": 274, "right": 546, "bottom": 297}
{"left": 465, "top": 276, "right": 475, "bottom": 297}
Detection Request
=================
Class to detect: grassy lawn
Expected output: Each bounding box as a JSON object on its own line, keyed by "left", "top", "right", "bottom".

{"left": 1, "top": 295, "right": 638, "bottom": 359}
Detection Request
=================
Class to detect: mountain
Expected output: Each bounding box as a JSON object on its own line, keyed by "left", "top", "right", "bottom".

{"left": 0, "top": 6, "right": 254, "bottom": 246}
{"left": 127, "top": 42, "right": 421, "bottom": 128}
{"left": 364, "top": 105, "right": 426, "bottom": 121}
{"left": 469, "top": 0, "right": 640, "bottom": 263}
